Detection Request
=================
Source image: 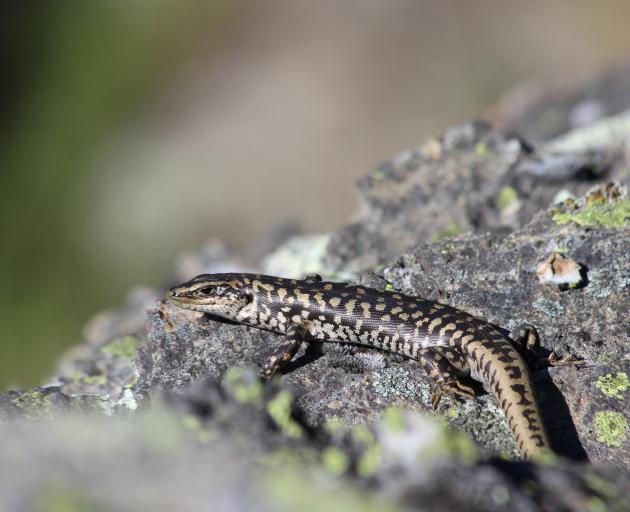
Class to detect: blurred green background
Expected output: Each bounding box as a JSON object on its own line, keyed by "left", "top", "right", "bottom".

{"left": 2, "top": 1, "right": 630, "bottom": 389}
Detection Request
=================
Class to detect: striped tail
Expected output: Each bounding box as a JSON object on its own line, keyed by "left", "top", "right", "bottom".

{"left": 465, "top": 336, "right": 550, "bottom": 458}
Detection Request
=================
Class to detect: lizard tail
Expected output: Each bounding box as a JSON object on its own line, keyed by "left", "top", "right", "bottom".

{"left": 466, "top": 338, "right": 550, "bottom": 458}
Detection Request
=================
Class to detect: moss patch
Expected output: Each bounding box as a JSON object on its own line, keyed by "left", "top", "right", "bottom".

{"left": 595, "top": 372, "right": 629, "bottom": 400}
{"left": 552, "top": 199, "right": 630, "bottom": 228}
{"left": 593, "top": 411, "right": 628, "bottom": 448}
{"left": 101, "top": 335, "right": 140, "bottom": 359}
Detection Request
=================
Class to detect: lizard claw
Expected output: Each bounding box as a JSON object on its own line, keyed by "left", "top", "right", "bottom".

{"left": 547, "top": 352, "right": 584, "bottom": 367}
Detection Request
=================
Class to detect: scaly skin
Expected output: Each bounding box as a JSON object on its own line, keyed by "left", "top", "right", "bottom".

{"left": 166, "top": 272, "right": 550, "bottom": 458}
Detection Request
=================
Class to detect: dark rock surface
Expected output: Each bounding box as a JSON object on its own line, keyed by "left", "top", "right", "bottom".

{"left": 2, "top": 78, "right": 630, "bottom": 511}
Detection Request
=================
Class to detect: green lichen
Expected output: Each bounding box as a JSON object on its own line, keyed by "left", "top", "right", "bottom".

{"left": 385, "top": 283, "right": 396, "bottom": 292}
{"left": 34, "top": 484, "right": 99, "bottom": 512}
{"left": 431, "top": 221, "right": 465, "bottom": 242}
{"left": 267, "top": 391, "right": 303, "bottom": 439}
{"left": 350, "top": 424, "right": 375, "bottom": 445}
{"left": 586, "top": 496, "right": 607, "bottom": 512}
{"left": 321, "top": 446, "right": 349, "bottom": 476}
{"left": 594, "top": 411, "right": 628, "bottom": 448}
{"left": 180, "top": 414, "right": 217, "bottom": 444}
{"left": 357, "top": 444, "right": 382, "bottom": 477}
{"left": 381, "top": 406, "right": 405, "bottom": 431}
{"left": 262, "top": 447, "right": 308, "bottom": 470}
{"left": 530, "top": 449, "right": 558, "bottom": 466}
{"left": 101, "top": 335, "right": 140, "bottom": 359}
{"left": 12, "top": 391, "right": 55, "bottom": 419}
{"left": 584, "top": 472, "right": 619, "bottom": 498}
{"left": 552, "top": 199, "right": 630, "bottom": 228}
{"left": 264, "top": 470, "right": 390, "bottom": 512}
{"left": 324, "top": 417, "right": 344, "bottom": 434}
{"left": 82, "top": 375, "right": 107, "bottom": 386}
{"left": 474, "top": 142, "right": 487, "bottom": 156}
{"left": 371, "top": 169, "right": 385, "bottom": 181}
{"left": 595, "top": 372, "right": 629, "bottom": 400}
{"left": 181, "top": 414, "right": 202, "bottom": 431}
{"left": 69, "top": 370, "right": 84, "bottom": 383}
{"left": 420, "top": 427, "right": 478, "bottom": 464}
{"left": 222, "top": 368, "right": 263, "bottom": 405}
{"left": 444, "top": 407, "right": 459, "bottom": 419}
{"left": 197, "top": 429, "right": 219, "bottom": 444}
{"left": 349, "top": 425, "right": 383, "bottom": 476}
{"left": 496, "top": 186, "right": 518, "bottom": 210}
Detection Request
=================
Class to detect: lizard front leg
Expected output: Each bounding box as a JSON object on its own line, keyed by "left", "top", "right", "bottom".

{"left": 260, "top": 325, "right": 304, "bottom": 380}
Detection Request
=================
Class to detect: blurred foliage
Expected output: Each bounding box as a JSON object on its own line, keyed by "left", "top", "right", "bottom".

{"left": 0, "top": 1, "right": 231, "bottom": 387}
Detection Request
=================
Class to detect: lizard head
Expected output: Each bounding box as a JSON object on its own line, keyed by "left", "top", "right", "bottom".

{"left": 166, "top": 274, "right": 251, "bottom": 319}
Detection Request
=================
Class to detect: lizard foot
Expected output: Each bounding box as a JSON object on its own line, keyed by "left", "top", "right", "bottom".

{"left": 431, "top": 378, "right": 477, "bottom": 410}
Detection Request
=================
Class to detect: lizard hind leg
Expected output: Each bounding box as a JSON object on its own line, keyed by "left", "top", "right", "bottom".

{"left": 512, "top": 323, "right": 541, "bottom": 352}
{"left": 431, "top": 378, "right": 478, "bottom": 410}
{"left": 512, "top": 323, "right": 583, "bottom": 370}
{"left": 418, "top": 349, "right": 479, "bottom": 409}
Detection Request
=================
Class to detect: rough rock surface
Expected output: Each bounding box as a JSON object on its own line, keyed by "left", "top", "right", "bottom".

{"left": 2, "top": 78, "right": 630, "bottom": 511}
{"left": 326, "top": 122, "right": 627, "bottom": 273}
{"left": 142, "top": 182, "right": 630, "bottom": 466}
